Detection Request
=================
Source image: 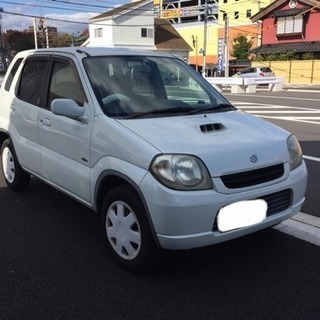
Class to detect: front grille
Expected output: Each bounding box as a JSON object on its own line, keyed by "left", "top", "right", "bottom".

{"left": 212, "top": 189, "right": 292, "bottom": 231}
{"left": 221, "top": 164, "right": 284, "bottom": 189}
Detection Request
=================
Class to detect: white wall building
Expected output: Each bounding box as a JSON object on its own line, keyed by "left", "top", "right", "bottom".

{"left": 83, "top": 0, "right": 191, "bottom": 62}
{"left": 86, "top": 0, "right": 156, "bottom": 51}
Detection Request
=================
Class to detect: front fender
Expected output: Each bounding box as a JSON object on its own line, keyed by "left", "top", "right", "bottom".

{"left": 91, "top": 156, "right": 149, "bottom": 210}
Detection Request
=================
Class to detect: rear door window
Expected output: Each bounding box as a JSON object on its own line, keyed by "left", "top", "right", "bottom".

{"left": 17, "top": 58, "right": 48, "bottom": 106}
{"left": 261, "top": 67, "right": 272, "bottom": 73}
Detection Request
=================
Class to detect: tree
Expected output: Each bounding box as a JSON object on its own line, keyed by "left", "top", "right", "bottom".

{"left": 231, "top": 35, "right": 253, "bottom": 60}
{"left": 4, "top": 30, "right": 35, "bottom": 61}
{"left": 49, "top": 33, "right": 73, "bottom": 48}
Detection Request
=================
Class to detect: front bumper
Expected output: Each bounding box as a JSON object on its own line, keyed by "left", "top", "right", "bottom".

{"left": 139, "top": 161, "right": 307, "bottom": 250}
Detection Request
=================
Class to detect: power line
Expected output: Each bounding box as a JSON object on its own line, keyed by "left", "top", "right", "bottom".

{"left": 41, "top": 0, "right": 116, "bottom": 10}
{"left": 0, "top": 0, "right": 102, "bottom": 13}
{"left": 1, "top": 0, "right": 157, "bottom": 16}
{"left": 41, "top": 0, "right": 157, "bottom": 15}
{"left": 1, "top": 10, "right": 165, "bottom": 27}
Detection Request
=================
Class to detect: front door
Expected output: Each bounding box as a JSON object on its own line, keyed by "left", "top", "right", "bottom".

{"left": 38, "top": 58, "right": 93, "bottom": 204}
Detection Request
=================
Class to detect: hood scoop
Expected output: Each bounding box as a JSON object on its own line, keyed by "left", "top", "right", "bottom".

{"left": 200, "top": 123, "right": 225, "bottom": 133}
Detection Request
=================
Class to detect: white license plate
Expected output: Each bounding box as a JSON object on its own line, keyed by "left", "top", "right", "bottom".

{"left": 217, "top": 199, "right": 267, "bottom": 232}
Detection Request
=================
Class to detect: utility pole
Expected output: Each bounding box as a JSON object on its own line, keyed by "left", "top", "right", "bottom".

{"left": 202, "top": 0, "right": 208, "bottom": 77}
{"left": 224, "top": 16, "right": 229, "bottom": 77}
{"left": 192, "top": 35, "right": 199, "bottom": 72}
{"left": 33, "top": 18, "right": 38, "bottom": 49}
{"left": 0, "top": 9, "right": 6, "bottom": 71}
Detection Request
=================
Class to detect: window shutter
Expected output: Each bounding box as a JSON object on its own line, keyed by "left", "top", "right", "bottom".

{"left": 285, "top": 17, "right": 294, "bottom": 33}
{"left": 293, "top": 15, "right": 303, "bottom": 33}
{"left": 277, "top": 17, "right": 285, "bottom": 34}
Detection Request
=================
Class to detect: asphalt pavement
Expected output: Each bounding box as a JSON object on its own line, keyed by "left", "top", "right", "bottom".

{"left": 1, "top": 175, "right": 320, "bottom": 320}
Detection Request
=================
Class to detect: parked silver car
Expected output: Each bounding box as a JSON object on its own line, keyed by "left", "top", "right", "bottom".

{"left": 234, "top": 66, "right": 274, "bottom": 77}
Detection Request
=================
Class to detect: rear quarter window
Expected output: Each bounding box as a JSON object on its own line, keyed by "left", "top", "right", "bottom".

{"left": 4, "top": 58, "right": 23, "bottom": 92}
{"left": 261, "top": 67, "right": 272, "bottom": 72}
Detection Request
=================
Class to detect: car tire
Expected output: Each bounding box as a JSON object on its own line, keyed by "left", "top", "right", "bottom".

{"left": 1, "top": 138, "right": 31, "bottom": 191}
{"left": 101, "top": 185, "right": 164, "bottom": 272}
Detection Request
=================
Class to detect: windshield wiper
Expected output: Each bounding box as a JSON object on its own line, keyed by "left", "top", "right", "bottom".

{"left": 127, "top": 106, "right": 196, "bottom": 119}
{"left": 186, "top": 103, "right": 235, "bottom": 115}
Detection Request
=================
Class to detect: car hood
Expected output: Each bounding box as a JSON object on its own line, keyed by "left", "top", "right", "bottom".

{"left": 117, "top": 110, "right": 290, "bottom": 177}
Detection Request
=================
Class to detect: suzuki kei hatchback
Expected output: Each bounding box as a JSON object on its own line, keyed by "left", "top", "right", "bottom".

{"left": 0, "top": 48, "right": 307, "bottom": 271}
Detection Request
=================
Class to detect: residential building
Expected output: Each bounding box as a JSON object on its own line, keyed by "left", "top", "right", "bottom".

{"left": 250, "top": 0, "right": 320, "bottom": 58}
{"left": 84, "top": 0, "right": 191, "bottom": 61}
{"left": 87, "top": 0, "right": 156, "bottom": 50}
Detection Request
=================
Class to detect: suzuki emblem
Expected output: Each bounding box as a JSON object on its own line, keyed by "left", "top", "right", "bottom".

{"left": 250, "top": 154, "right": 258, "bottom": 163}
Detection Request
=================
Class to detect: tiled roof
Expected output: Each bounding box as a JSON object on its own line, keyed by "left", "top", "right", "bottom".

{"left": 270, "top": 7, "right": 310, "bottom": 17}
{"left": 250, "top": 41, "right": 320, "bottom": 54}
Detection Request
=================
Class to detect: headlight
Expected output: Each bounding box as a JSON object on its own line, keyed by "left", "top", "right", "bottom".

{"left": 287, "top": 135, "right": 302, "bottom": 170}
{"left": 150, "top": 154, "right": 213, "bottom": 190}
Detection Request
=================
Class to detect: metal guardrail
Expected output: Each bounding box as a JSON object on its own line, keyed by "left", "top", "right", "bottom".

{"left": 205, "top": 76, "right": 285, "bottom": 93}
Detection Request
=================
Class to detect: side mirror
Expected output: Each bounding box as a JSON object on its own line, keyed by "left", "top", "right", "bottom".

{"left": 51, "top": 99, "right": 85, "bottom": 119}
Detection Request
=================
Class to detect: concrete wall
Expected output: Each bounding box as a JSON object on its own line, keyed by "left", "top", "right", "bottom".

{"left": 252, "top": 60, "right": 320, "bottom": 84}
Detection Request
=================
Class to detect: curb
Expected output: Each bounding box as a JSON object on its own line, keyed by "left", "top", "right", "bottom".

{"left": 273, "top": 212, "right": 320, "bottom": 246}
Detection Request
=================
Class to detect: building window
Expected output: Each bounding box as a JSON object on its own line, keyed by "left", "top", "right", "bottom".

{"left": 94, "top": 28, "right": 103, "bottom": 38}
{"left": 234, "top": 11, "right": 239, "bottom": 19}
{"left": 223, "top": 12, "right": 227, "bottom": 20}
{"left": 277, "top": 16, "right": 303, "bottom": 35}
{"left": 223, "top": 0, "right": 227, "bottom": 3}
{"left": 141, "top": 28, "right": 154, "bottom": 38}
{"left": 246, "top": 9, "right": 252, "bottom": 18}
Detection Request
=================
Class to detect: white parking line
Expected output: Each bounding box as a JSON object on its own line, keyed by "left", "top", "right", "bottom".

{"left": 303, "top": 155, "right": 320, "bottom": 162}
{"left": 235, "top": 103, "right": 318, "bottom": 111}
{"left": 260, "top": 115, "right": 320, "bottom": 125}
{"left": 229, "top": 94, "right": 320, "bottom": 102}
{"left": 232, "top": 101, "right": 320, "bottom": 125}
{"left": 246, "top": 111, "right": 320, "bottom": 114}
{"left": 274, "top": 212, "right": 320, "bottom": 247}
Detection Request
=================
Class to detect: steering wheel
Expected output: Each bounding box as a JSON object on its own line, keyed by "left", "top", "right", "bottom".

{"left": 102, "top": 94, "right": 131, "bottom": 115}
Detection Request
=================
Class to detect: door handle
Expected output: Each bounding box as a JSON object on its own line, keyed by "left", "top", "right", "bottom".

{"left": 41, "top": 118, "right": 51, "bottom": 126}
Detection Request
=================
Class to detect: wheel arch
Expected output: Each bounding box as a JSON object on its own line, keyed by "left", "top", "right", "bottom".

{"left": 0, "top": 130, "right": 10, "bottom": 149}
{"left": 94, "top": 170, "right": 160, "bottom": 246}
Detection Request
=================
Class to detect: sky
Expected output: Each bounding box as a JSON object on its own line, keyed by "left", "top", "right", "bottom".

{"left": 0, "top": 0, "right": 129, "bottom": 34}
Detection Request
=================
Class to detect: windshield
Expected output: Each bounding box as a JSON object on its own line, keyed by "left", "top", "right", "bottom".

{"left": 83, "top": 55, "right": 234, "bottom": 118}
